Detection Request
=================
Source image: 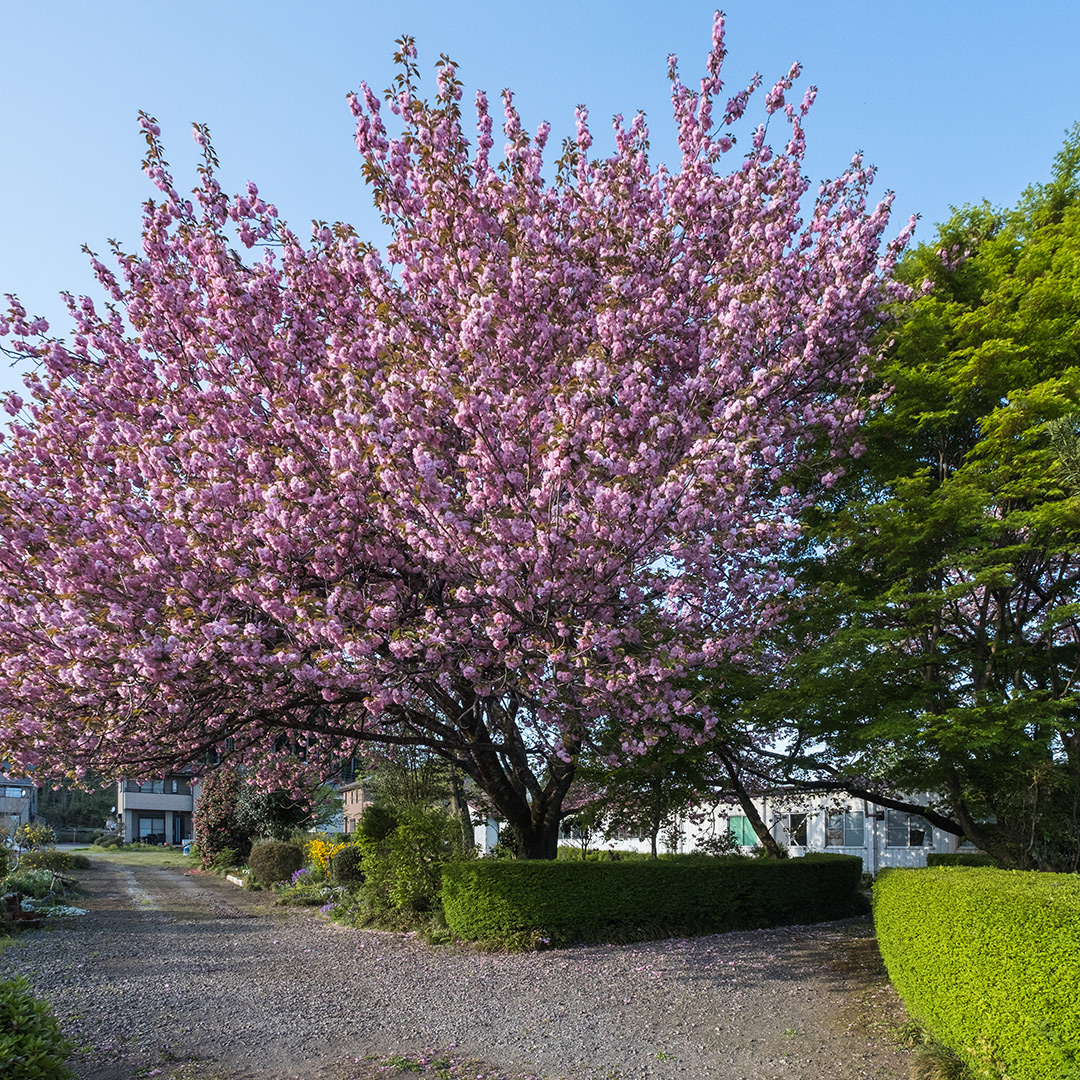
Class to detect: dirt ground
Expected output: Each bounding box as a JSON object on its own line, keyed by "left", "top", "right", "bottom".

{"left": 0, "top": 852, "right": 913, "bottom": 1080}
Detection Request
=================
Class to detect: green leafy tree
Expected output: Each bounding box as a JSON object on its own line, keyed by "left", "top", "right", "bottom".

{"left": 36, "top": 779, "right": 115, "bottom": 831}
{"left": 772, "top": 127, "right": 1080, "bottom": 869}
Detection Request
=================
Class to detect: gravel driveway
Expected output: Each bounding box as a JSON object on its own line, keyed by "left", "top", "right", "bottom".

{"left": 0, "top": 855, "right": 912, "bottom": 1080}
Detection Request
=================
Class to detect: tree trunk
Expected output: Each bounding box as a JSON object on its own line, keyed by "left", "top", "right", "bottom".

{"left": 719, "top": 748, "right": 785, "bottom": 858}
{"left": 447, "top": 769, "right": 474, "bottom": 852}
{"left": 513, "top": 818, "right": 561, "bottom": 860}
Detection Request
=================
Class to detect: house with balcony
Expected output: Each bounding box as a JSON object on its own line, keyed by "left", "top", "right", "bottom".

{"left": 116, "top": 774, "right": 198, "bottom": 846}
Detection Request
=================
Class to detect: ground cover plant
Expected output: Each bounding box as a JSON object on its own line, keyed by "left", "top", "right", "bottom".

{"left": 874, "top": 866, "right": 1080, "bottom": 1079}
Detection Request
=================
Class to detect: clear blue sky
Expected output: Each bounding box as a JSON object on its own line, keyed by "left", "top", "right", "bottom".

{"left": 3, "top": 0, "right": 1079, "bottom": 400}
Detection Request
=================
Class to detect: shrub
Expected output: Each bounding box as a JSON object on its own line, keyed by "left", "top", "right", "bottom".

{"left": 17, "top": 852, "right": 76, "bottom": 873}
{"left": 14, "top": 824, "right": 55, "bottom": 851}
{"left": 307, "top": 837, "right": 345, "bottom": 879}
{"left": 193, "top": 767, "right": 250, "bottom": 869}
{"left": 247, "top": 840, "right": 304, "bottom": 885}
{"left": 3, "top": 870, "right": 61, "bottom": 901}
{"left": 208, "top": 847, "right": 239, "bottom": 872}
{"left": 925, "top": 852, "right": 995, "bottom": 868}
{"left": 0, "top": 976, "right": 74, "bottom": 1080}
{"left": 442, "top": 852, "right": 862, "bottom": 945}
{"left": 357, "top": 804, "right": 398, "bottom": 843}
{"left": 362, "top": 807, "right": 468, "bottom": 914}
{"left": 331, "top": 843, "right": 364, "bottom": 886}
{"left": 874, "top": 867, "right": 1080, "bottom": 1080}
{"left": 0, "top": 848, "right": 7, "bottom": 878}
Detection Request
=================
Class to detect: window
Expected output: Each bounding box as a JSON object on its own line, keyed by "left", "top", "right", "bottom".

{"left": 136, "top": 814, "right": 166, "bottom": 842}
{"left": 782, "top": 813, "right": 808, "bottom": 847}
{"left": 727, "top": 815, "right": 759, "bottom": 846}
{"left": 825, "top": 811, "right": 865, "bottom": 847}
{"left": 125, "top": 780, "right": 165, "bottom": 794}
{"left": 3, "top": 786, "right": 26, "bottom": 798}
{"left": 165, "top": 777, "right": 191, "bottom": 796}
{"left": 886, "top": 810, "right": 931, "bottom": 847}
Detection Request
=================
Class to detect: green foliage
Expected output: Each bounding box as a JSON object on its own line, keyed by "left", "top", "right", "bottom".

{"left": 767, "top": 126, "right": 1080, "bottom": 870}
{"left": 874, "top": 867, "right": 1080, "bottom": 1080}
{"left": 15, "top": 852, "right": 89, "bottom": 873}
{"left": 35, "top": 780, "right": 115, "bottom": 831}
{"left": 364, "top": 748, "right": 454, "bottom": 812}
{"left": 14, "top": 824, "right": 55, "bottom": 851}
{"left": 575, "top": 733, "right": 711, "bottom": 857}
{"left": 208, "top": 847, "right": 239, "bottom": 872}
{"left": 235, "top": 788, "right": 314, "bottom": 842}
{"left": 0, "top": 976, "right": 74, "bottom": 1080}
{"left": 331, "top": 843, "right": 364, "bottom": 886}
{"left": 0, "top": 848, "right": 7, "bottom": 878}
{"left": 441, "top": 853, "right": 862, "bottom": 946}
{"left": 246, "top": 840, "right": 304, "bottom": 885}
{"left": 361, "top": 807, "right": 467, "bottom": 913}
{"left": 2, "top": 870, "right": 60, "bottom": 901}
{"left": 356, "top": 804, "right": 399, "bottom": 843}
{"left": 925, "top": 852, "right": 995, "bottom": 868}
{"left": 192, "top": 768, "right": 250, "bottom": 869}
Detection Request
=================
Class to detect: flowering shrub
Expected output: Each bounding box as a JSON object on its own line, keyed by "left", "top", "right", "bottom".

{"left": 14, "top": 823, "right": 55, "bottom": 851}
{"left": 307, "top": 837, "right": 345, "bottom": 879}
{"left": 193, "top": 768, "right": 250, "bottom": 869}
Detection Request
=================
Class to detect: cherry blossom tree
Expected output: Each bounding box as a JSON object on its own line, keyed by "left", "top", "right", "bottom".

{"left": 0, "top": 17, "right": 907, "bottom": 857}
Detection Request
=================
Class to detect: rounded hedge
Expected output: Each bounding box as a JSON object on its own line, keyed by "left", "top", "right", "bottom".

{"left": 331, "top": 843, "right": 364, "bottom": 886}
{"left": 247, "top": 840, "right": 304, "bottom": 885}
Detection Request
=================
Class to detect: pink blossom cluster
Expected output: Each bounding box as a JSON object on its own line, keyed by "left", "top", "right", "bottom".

{"left": 0, "top": 16, "right": 908, "bottom": 840}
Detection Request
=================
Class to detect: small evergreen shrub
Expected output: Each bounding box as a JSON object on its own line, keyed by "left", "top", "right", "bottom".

{"left": 247, "top": 840, "right": 304, "bottom": 885}
{"left": 331, "top": 843, "right": 364, "bottom": 886}
{"left": 208, "top": 847, "right": 239, "bottom": 872}
{"left": 442, "top": 852, "right": 862, "bottom": 945}
{"left": 0, "top": 976, "right": 74, "bottom": 1080}
{"left": 357, "top": 804, "right": 399, "bottom": 843}
{"left": 925, "top": 852, "right": 994, "bottom": 868}
{"left": 874, "top": 867, "right": 1080, "bottom": 1080}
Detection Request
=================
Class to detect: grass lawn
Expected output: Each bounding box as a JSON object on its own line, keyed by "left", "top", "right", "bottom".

{"left": 79, "top": 845, "right": 200, "bottom": 872}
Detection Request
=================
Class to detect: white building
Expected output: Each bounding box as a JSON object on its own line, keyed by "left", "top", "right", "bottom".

{"left": 543, "top": 792, "right": 973, "bottom": 873}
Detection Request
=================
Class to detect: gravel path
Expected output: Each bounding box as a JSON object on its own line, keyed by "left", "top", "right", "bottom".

{"left": 0, "top": 856, "right": 912, "bottom": 1080}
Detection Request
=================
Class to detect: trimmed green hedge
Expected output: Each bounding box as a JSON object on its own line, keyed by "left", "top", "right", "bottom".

{"left": 925, "top": 852, "right": 995, "bottom": 868}
{"left": 874, "top": 867, "right": 1080, "bottom": 1080}
{"left": 442, "top": 853, "right": 862, "bottom": 945}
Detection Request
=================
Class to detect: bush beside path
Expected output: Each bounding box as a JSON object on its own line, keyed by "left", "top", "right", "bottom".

{"left": 0, "top": 851, "right": 912, "bottom": 1080}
